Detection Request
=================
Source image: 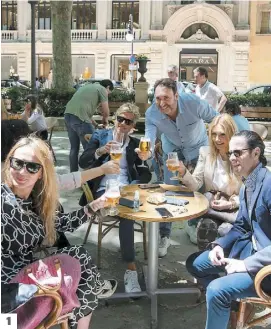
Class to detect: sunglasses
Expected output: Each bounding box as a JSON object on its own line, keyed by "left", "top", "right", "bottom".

{"left": 10, "top": 157, "right": 42, "bottom": 174}
{"left": 116, "top": 116, "right": 134, "bottom": 126}
{"left": 226, "top": 148, "right": 251, "bottom": 158}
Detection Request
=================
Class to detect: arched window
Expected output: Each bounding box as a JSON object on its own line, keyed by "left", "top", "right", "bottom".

{"left": 181, "top": 23, "right": 218, "bottom": 39}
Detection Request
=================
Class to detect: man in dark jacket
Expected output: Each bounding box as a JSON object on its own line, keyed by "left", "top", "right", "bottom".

{"left": 79, "top": 103, "right": 151, "bottom": 294}
{"left": 186, "top": 130, "right": 271, "bottom": 329}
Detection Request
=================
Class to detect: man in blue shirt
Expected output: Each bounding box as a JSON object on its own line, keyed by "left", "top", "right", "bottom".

{"left": 137, "top": 78, "right": 218, "bottom": 257}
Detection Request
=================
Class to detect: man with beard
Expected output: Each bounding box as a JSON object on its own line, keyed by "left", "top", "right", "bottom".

{"left": 137, "top": 78, "right": 218, "bottom": 257}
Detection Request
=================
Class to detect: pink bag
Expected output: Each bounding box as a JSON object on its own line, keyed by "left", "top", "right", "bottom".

{"left": 10, "top": 254, "right": 81, "bottom": 329}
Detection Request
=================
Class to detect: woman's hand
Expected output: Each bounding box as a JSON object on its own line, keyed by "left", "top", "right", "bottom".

{"left": 88, "top": 194, "right": 107, "bottom": 212}
{"left": 168, "top": 160, "right": 186, "bottom": 177}
{"left": 101, "top": 160, "right": 120, "bottom": 175}
{"left": 210, "top": 199, "right": 232, "bottom": 211}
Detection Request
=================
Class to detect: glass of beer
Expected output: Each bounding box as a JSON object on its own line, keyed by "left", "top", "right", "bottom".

{"left": 105, "top": 179, "right": 120, "bottom": 216}
{"left": 167, "top": 152, "right": 180, "bottom": 180}
{"left": 138, "top": 136, "right": 151, "bottom": 168}
{"left": 110, "top": 144, "right": 122, "bottom": 161}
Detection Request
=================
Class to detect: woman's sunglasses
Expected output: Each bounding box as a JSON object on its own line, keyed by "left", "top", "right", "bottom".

{"left": 10, "top": 157, "right": 42, "bottom": 174}
{"left": 226, "top": 148, "right": 251, "bottom": 158}
{"left": 116, "top": 116, "right": 134, "bottom": 126}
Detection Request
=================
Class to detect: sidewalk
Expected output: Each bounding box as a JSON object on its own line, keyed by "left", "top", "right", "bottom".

{"left": 52, "top": 131, "right": 271, "bottom": 329}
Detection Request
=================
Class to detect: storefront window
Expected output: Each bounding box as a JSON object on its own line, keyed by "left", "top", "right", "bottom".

{"left": 112, "top": 1, "right": 139, "bottom": 29}
{"left": 35, "top": 0, "right": 51, "bottom": 30}
{"left": 179, "top": 50, "right": 218, "bottom": 84}
{"left": 72, "top": 55, "right": 95, "bottom": 80}
{"left": 71, "top": 1, "right": 96, "bottom": 30}
{"left": 111, "top": 55, "right": 137, "bottom": 87}
{"left": 1, "top": 55, "right": 17, "bottom": 79}
{"left": 1, "top": 1, "right": 17, "bottom": 30}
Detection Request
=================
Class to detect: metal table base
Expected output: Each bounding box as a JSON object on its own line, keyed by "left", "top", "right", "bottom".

{"left": 108, "top": 221, "right": 201, "bottom": 329}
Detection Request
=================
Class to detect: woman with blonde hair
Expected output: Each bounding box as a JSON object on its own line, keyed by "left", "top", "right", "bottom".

{"left": 1, "top": 136, "right": 117, "bottom": 329}
{"left": 172, "top": 114, "right": 242, "bottom": 250}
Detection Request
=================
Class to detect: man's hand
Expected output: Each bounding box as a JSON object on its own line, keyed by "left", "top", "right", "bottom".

{"left": 135, "top": 148, "right": 151, "bottom": 161}
{"left": 208, "top": 245, "right": 225, "bottom": 266}
{"left": 98, "top": 141, "right": 119, "bottom": 156}
{"left": 84, "top": 134, "right": 92, "bottom": 143}
{"left": 101, "top": 160, "right": 120, "bottom": 175}
{"left": 224, "top": 258, "right": 247, "bottom": 274}
{"left": 211, "top": 199, "right": 232, "bottom": 211}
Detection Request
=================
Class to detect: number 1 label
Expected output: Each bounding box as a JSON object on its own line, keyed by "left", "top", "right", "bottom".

{"left": 0, "top": 314, "right": 17, "bottom": 329}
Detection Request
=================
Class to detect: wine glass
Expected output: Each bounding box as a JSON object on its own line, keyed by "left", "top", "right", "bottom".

{"left": 104, "top": 179, "right": 120, "bottom": 216}
{"left": 110, "top": 144, "right": 123, "bottom": 162}
{"left": 138, "top": 136, "right": 151, "bottom": 168}
{"left": 113, "top": 130, "right": 124, "bottom": 146}
{"left": 167, "top": 152, "right": 179, "bottom": 181}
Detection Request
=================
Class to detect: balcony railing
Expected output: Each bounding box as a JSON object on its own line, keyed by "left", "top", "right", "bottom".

{"left": 1, "top": 30, "right": 18, "bottom": 41}
{"left": 107, "top": 29, "right": 141, "bottom": 41}
{"left": 71, "top": 29, "right": 98, "bottom": 40}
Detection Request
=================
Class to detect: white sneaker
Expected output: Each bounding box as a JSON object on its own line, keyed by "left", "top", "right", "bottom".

{"left": 97, "top": 279, "right": 118, "bottom": 299}
{"left": 184, "top": 221, "right": 197, "bottom": 245}
{"left": 158, "top": 236, "right": 170, "bottom": 257}
{"left": 124, "top": 270, "right": 141, "bottom": 293}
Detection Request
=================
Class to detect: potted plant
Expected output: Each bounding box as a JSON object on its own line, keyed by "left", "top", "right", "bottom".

{"left": 135, "top": 54, "right": 150, "bottom": 82}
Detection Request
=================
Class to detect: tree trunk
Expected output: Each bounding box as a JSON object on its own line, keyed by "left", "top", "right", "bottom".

{"left": 51, "top": 1, "right": 73, "bottom": 92}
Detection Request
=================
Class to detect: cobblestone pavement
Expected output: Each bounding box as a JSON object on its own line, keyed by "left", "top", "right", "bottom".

{"left": 52, "top": 131, "right": 271, "bottom": 329}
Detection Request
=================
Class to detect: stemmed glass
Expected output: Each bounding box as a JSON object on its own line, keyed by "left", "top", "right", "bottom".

{"left": 113, "top": 130, "right": 124, "bottom": 146}
{"left": 167, "top": 152, "right": 180, "bottom": 181}
{"left": 104, "top": 179, "right": 120, "bottom": 216}
{"left": 138, "top": 136, "right": 151, "bottom": 168}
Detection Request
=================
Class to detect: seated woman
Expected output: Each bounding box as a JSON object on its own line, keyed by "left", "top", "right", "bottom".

{"left": 1, "top": 136, "right": 117, "bottom": 329}
{"left": 173, "top": 114, "right": 242, "bottom": 250}
{"left": 21, "top": 94, "right": 48, "bottom": 140}
{"left": 223, "top": 99, "right": 250, "bottom": 132}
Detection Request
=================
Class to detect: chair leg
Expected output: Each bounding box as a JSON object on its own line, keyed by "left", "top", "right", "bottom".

{"left": 60, "top": 319, "right": 69, "bottom": 329}
{"left": 97, "top": 221, "right": 103, "bottom": 269}
{"left": 143, "top": 222, "right": 148, "bottom": 260}
{"left": 83, "top": 219, "right": 93, "bottom": 245}
{"left": 236, "top": 301, "right": 247, "bottom": 329}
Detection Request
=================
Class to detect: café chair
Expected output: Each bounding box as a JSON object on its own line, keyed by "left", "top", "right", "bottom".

{"left": 236, "top": 265, "right": 271, "bottom": 329}
{"left": 82, "top": 183, "right": 148, "bottom": 268}
{"left": 45, "top": 117, "right": 58, "bottom": 163}
{"left": 249, "top": 123, "right": 268, "bottom": 141}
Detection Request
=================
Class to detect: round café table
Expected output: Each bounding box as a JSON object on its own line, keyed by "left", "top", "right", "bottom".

{"left": 108, "top": 184, "right": 209, "bottom": 329}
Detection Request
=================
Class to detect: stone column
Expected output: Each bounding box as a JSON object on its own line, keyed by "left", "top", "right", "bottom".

{"left": 237, "top": 1, "right": 250, "bottom": 29}
{"left": 97, "top": 0, "right": 109, "bottom": 40}
{"left": 139, "top": 0, "right": 151, "bottom": 40}
{"left": 151, "top": 0, "right": 163, "bottom": 30}
{"left": 17, "top": 0, "right": 31, "bottom": 41}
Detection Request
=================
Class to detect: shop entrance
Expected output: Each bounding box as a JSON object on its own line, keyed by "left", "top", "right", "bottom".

{"left": 179, "top": 49, "right": 218, "bottom": 84}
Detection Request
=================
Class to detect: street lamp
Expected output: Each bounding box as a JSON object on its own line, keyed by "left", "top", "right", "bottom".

{"left": 28, "top": 0, "right": 38, "bottom": 90}
{"left": 126, "top": 14, "right": 135, "bottom": 89}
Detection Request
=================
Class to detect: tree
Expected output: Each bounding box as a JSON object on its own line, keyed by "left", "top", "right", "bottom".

{"left": 51, "top": 1, "right": 73, "bottom": 92}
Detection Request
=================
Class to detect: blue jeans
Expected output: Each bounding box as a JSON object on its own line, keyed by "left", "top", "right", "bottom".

{"left": 64, "top": 114, "right": 94, "bottom": 172}
{"left": 186, "top": 251, "right": 271, "bottom": 329}
{"left": 159, "top": 150, "right": 198, "bottom": 238}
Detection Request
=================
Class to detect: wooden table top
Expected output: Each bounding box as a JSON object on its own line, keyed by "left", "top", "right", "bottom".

{"left": 117, "top": 184, "right": 209, "bottom": 223}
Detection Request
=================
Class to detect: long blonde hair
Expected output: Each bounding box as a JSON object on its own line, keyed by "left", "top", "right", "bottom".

{"left": 209, "top": 114, "right": 237, "bottom": 163}
{"left": 3, "top": 136, "right": 59, "bottom": 245}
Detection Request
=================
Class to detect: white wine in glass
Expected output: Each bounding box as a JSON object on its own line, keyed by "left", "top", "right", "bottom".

{"left": 105, "top": 179, "right": 120, "bottom": 216}
{"left": 138, "top": 137, "right": 151, "bottom": 168}
{"left": 110, "top": 144, "right": 123, "bottom": 161}
{"left": 167, "top": 152, "right": 179, "bottom": 181}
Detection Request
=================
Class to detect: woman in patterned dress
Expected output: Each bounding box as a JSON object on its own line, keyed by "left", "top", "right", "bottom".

{"left": 1, "top": 135, "right": 117, "bottom": 329}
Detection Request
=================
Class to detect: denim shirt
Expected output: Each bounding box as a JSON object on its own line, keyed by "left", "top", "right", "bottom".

{"left": 145, "top": 93, "right": 218, "bottom": 161}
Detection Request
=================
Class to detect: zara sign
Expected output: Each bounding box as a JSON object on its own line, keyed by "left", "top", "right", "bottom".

{"left": 180, "top": 54, "right": 217, "bottom": 65}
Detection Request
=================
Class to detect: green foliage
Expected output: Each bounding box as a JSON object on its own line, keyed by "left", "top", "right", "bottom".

{"left": 135, "top": 53, "right": 149, "bottom": 60}
{"left": 108, "top": 89, "right": 135, "bottom": 102}
{"left": 38, "top": 88, "right": 76, "bottom": 116}
{"left": 227, "top": 94, "right": 271, "bottom": 107}
{"left": 1, "top": 87, "right": 31, "bottom": 113}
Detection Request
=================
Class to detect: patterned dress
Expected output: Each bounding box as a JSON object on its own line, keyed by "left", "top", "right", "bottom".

{"left": 1, "top": 183, "right": 102, "bottom": 328}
